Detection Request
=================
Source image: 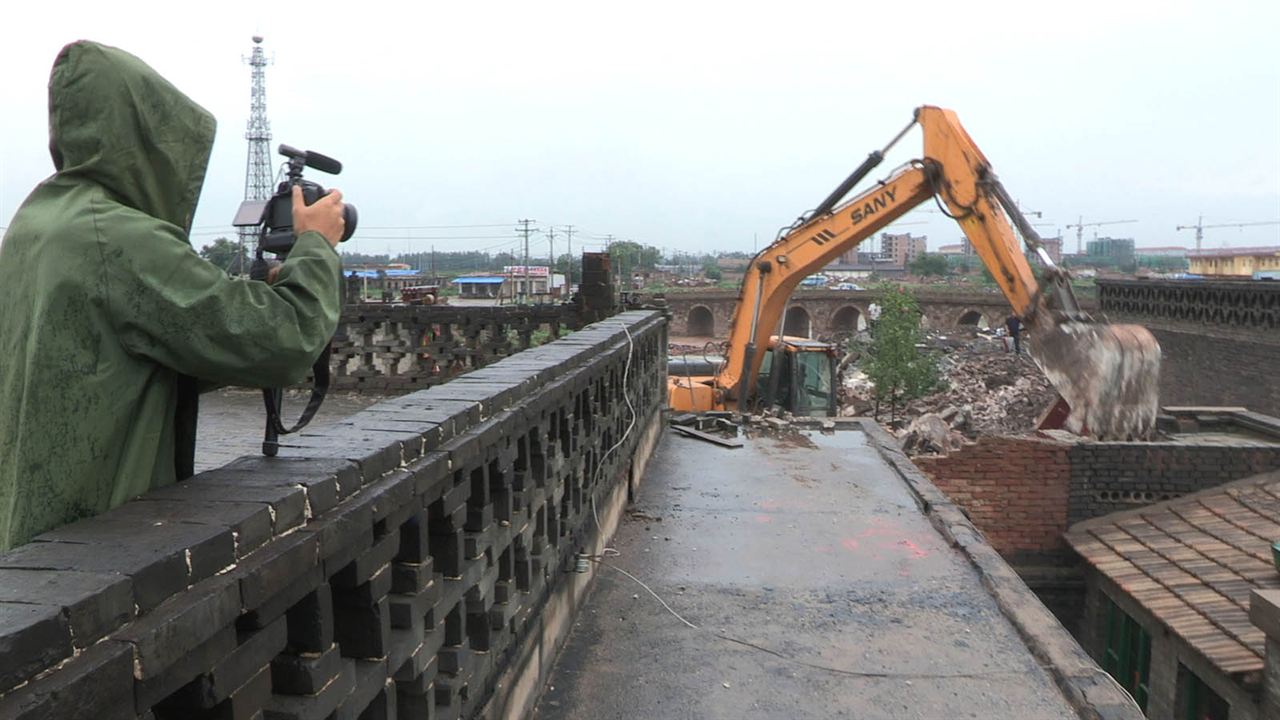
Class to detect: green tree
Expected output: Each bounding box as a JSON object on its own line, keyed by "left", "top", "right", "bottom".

{"left": 608, "top": 240, "right": 662, "bottom": 270}
{"left": 861, "top": 285, "right": 938, "bottom": 423}
{"left": 908, "top": 252, "right": 949, "bottom": 277}
{"left": 199, "top": 237, "right": 247, "bottom": 275}
{"left": 702, "top": 261, "right": 722, "bottom": 281}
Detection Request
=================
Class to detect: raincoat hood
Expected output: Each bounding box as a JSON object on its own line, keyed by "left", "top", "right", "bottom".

{"left": 48, "top": 40, "right": 216, "bottom": 232}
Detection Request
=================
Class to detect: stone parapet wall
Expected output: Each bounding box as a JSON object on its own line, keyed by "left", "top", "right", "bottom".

{"left": 1097, "top": 278, "right": 1280, "bottom": 416}
{"left": 0, "top": 311, "right": 667, "bottom": 720}
{"left": 1097, "top": 278, "right": 1280, "bottom": 338}
{"left": 331, "top": 303, "right": 573, "bottom": 393}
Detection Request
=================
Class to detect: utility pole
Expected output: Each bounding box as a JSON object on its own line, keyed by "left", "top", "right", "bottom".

{"left": 563, "top": 224, "right": 575, "bottom": 291}
{"left": 604, "top": 234, "right": 615, "bottom": 287}
{"left": 240, "top": 35, "right": 274, "bottom": 274}
{"left": 545, "top": 226, "right": 555, "bottom": 298}
{"left": 517, "top": 219, "right": 534, "bottom": 304}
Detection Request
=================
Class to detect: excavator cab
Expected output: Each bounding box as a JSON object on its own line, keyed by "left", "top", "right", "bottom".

{"left": 755, "top": 337, "right": 838, "bottom": 417}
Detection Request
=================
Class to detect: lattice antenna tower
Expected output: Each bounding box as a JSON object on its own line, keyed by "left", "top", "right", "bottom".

{"left": 239, "top": 35, "right": 274, "bottom": 264}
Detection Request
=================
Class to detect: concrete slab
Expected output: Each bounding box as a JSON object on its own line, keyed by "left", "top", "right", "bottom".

{"left": 533, "top": 429, "right": 1077, "bottom": 720}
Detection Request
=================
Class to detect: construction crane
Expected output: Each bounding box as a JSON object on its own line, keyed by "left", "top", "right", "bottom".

{"left": 1065, "top": 216, "right": 1137, "bottom": 254}
{"left": 1175, "top": 216, "right": 1280, "bottom": 250}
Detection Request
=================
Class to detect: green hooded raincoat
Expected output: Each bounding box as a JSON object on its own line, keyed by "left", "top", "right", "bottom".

{"left": 0, "top": 41, "right": 342, "bottom": 551}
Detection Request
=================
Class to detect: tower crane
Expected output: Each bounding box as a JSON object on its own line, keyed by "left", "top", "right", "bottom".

{"left": 1065, "top": 216, "right": 1137, "bottom": 254}
{"left": 1175, "top": 216, "right": 1280, "bottom": 250}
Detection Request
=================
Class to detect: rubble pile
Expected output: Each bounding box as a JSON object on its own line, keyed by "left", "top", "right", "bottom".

{"left": 840, "top": 331, "right": 1059, "bottom": 452}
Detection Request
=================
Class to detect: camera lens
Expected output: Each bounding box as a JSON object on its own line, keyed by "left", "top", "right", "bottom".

{"left": 340, "top": 204, "right": 358, "bottom": 243}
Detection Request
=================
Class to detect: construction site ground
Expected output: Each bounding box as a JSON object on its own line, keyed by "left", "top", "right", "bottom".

{"left": 531, "top": 429, "right": 1078, "bottom": 719}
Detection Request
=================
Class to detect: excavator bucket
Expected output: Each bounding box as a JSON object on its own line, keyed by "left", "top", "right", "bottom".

{"left": 1029, "top": 321, "right": 1162, "bottom": 440}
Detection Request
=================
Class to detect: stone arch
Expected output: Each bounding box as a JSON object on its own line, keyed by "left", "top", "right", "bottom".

{"left": 830, "top": 305, "right": 863, "bottom": 333}
{"left": 783, "top": 306, "right": 812, "bottom": 338}
{"left": 687, "top": 305, "right": 715, "bottom": 337}
{"left": 957, "top": 309, "right": 989, "bottom": 329}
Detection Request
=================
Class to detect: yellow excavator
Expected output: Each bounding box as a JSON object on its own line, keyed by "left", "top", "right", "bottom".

{"left": 668, "top": 106, "right": 1161, "bottom": 440}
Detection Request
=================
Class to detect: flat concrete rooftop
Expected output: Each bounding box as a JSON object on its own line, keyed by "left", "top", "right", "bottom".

{"left": 533, "top": 428, "right": 1079, "bottom": 719}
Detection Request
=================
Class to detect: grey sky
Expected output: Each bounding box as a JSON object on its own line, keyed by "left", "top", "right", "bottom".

{"left": 2, "top": 0, "right": 1278, "bottom": 259}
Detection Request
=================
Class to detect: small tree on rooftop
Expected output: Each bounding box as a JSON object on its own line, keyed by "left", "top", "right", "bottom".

{"left": 862, "top": 284, "right": 938, "bottom": 424}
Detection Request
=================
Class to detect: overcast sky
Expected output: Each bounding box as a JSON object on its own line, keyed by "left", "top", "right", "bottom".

{"left": 2, "top": 0, "right": 1278, "bottom": 259}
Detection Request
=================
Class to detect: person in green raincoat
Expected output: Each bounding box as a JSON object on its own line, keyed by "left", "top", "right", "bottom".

{"left": 0, "top": 41, "right": 347, "bottom": 551}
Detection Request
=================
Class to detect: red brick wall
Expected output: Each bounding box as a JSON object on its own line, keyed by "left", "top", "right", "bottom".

{"left": 913, "top": 436, "right": 1071, "bottom": 556}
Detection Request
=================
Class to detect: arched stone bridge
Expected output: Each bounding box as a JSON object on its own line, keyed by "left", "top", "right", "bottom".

{"left": 665, "top": 288, "right": 1065, "bottom": 339}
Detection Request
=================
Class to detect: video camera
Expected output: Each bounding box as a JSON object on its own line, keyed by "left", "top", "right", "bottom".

{"left": 233, "top": 144, "right": 358, "bottom": 263}
{"left": 230, "top": 144, "right": 359, "bottom": 456}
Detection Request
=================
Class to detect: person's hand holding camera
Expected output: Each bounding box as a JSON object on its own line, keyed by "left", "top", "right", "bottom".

{"left": 291, "top": 185, "right": 345, "bottom": 248}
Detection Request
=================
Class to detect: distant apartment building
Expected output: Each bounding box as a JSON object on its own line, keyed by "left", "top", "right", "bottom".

{"left": 1086, "top": 237, "right": 1135, "bottom": 261}
{"left": 880, "top": 232, "right": 928, "bottom": 266}
{"left": 1187, "top": 246, "right": 1280, "bottom": 278}
{"left": 1041, "top": 236, "right": 1063, "bottom": 264}
{"left": 937, "top": 243, "right": 965, "bottom": 255}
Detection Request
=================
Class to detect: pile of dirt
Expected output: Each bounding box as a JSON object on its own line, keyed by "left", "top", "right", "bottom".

{"left": 840, "top": 331, "right": 1058, "bottom": 451}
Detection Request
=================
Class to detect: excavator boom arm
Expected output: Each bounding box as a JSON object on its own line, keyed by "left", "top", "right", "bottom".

{"left": 707, "top": 106, "right": 1161, "bottom": 439}
{"left": 717, "top": 107, "right": 1041, "bottom": 402}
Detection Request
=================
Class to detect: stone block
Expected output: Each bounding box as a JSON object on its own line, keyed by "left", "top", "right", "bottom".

{"left": 0, "top": 535, "right": 194, "bottom": 612}
{"left": 234, "top": 531, "right": 321, "bottom": 617}
{"left": 391, "top": 558, "right": 434, "bottom": 595}
{"left": 0, "top": 602, "right": 73, "bottom": 693}
{"left": 334, "top": 563, "right": 392, "bottom": 609}
{"left": 395, "top": 681, "right": 436, "bottom": 720}
{"left": 411, "top": 453, "right": 451, "bottom": 499}
{"left": 141, "top": 478, "right": 306, "bottom": 536}
{"left": 282, "top": 584, "right": 336, "bottom": 655}
{"left": 0, "top": 568, "right": 133, "bottom": 648}
{"left": 333, "top": 658, "right": 388, "bottom": 720}
{"left": 162, "top": 617, "right": 287, "bottom": 709}
{"left": 113, "top": 577, "right": 241, "bottom": 692}
{"left": 334, "top": 596, "right": 390, "bottom": 659}
{"left": 428, "top": 530, "right": 464, "bottom": 579}
{"left": 388, "top": 585, "right": 437, "bottom": 631}
{"left": 216, "top": 456, "right": 362, "bottom": 512}
{"left": 135, "top": 625, "right": 237, "bottom": 710}
{"left": 271, "top": 643, "right": 343, "bottom": 696}
{"left": 332, "top": 531, "right": 398, "bottom": 592}
{"left": 123, "top": 499, "right": 274, "bottom": 559}
{"left": 263, "top": 655, "right": 353, "bottom": 720}
{"left": 396, "top": 512, "right": 430, "bottom": 565}
{"left": 0, "top": 639, "right": 134, "bottom": 720}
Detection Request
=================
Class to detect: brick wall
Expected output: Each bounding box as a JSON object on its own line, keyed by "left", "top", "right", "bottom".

{"left": 1151, "top": 327, "right": 1280, "bottom": 417}
{"left": 913, "top": 436, "right": 1072, "bottom": 558}
{"left": 1067, "top": 441, "right": 1280, "bottom": 524}
{"left": 914, "top": 433, "right": 1280, "bottom": 557}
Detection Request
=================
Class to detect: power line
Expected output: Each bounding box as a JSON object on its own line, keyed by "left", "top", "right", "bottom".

{"left": 357, "top": 223, "right": 516, "bottom": 230}
{"left": 337, "top": 234, "right": 515, "bottom": 240}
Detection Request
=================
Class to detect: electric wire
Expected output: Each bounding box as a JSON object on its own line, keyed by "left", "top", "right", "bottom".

{"left": 586, "top": 555, "right": 1033, "bottom": 682}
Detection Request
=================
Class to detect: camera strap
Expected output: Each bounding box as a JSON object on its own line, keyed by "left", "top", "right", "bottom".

{"left": 260, "top": 342, "right": 332, "bottom": 456}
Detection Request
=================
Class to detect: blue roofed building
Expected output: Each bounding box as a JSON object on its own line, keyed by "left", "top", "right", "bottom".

{"left": 452, "top": 275, "right": 505, "bottom": 299}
